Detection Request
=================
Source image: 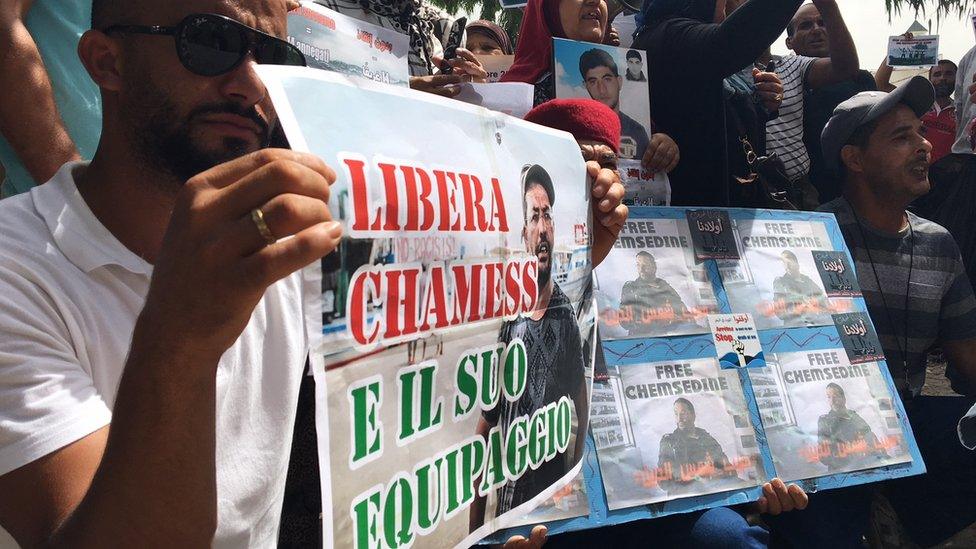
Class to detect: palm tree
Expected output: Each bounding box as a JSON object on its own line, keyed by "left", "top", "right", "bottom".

{"left": 886, "top": 0, "right": 972, "bottom": 17}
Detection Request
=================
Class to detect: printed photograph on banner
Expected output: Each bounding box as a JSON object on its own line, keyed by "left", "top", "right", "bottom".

{"left": 595, "top": 359, "right": 766, "bottom": 510}
{"left": 478, "top": 54, "right": 516, "bottom": 82}
{"left": 552, "top": 38, "right": 670, "bottom": 205}
{"left": 709, "top": 314, "right": 764, "bottom": 369}
{"left": 259, "top": 66, "right": 595, "bottom": 547}
{"left": 721, "top": 218, "right": 854, "bottom": 330}
{"left": 595, "top": 217, "right": 718, "bottom": 340}
{"left": 886, "top": 34, "right": 939, "bottom": 68}
{"left": 286, "top": 1, "right": 410, "bottom": 86}
{"left": 752, "top": 351, "right": 912, "bottom": 482}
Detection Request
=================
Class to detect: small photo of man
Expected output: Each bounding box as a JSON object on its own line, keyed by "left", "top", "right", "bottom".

{"left": 772, "top": 250, "right": 829, "bottom": 323}
{"left": 657, "top": 398, "right": 736, "bottom": 495}
{"left": 625, "top": 49, "right": 646, "bottom": 82}
{"left": 817, "top": 383, "right": 887, "bottom": 472}
{"left": 619, "top": 251, "right": 689, "bottom": 336}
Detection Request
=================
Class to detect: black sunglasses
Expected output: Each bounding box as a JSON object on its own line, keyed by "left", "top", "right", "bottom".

{"left": 102, "top": 13, "right": 306, "bottom": 77}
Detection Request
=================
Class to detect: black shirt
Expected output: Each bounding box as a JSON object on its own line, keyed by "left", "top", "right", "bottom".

{"left": 483, "top": 283, "right": 585, "bottom": 514}
{"left": 635, "top": 0, "right": 804, "bottom": 206}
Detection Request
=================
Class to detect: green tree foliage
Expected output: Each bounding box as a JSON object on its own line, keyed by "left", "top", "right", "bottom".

{"left": 428, "top": 0, "right": 524, "bottom": 46}
{"left": 886, "top": 0, "right": 972, "bottom": 19}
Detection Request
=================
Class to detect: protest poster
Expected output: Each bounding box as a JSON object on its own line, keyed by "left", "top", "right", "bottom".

{"left": 478, "top": 54, "right": 516, "bottom": 83}
{"left": 552, "top": 38, "right": 671, "bottom": 205}
{"left": 287, "top": 1, "right": 410, "bottom": 86}
{"left": 753, "top": 350, "right": 912, "bottom": 482}
{"left": 721, "top": 218, "right": 854, "bottom": 330}
{"left": 259, "top": 66, "right": 595, "bottom": 548}
{"left": 887, "top": 34, "right": 940, "bottom": 68}
{"left": 595, "top": 216, "right": 718, "bottom": 340}
{"left": 487, "top": 208, "right": 923, "bottom": 544}
{"left": 596, "top": 358, "right": 766, "bottom": 510}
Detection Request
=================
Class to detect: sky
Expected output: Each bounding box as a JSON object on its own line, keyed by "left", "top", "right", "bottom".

{"left": 770, "top": 0, "right": 975, "bottom": 69}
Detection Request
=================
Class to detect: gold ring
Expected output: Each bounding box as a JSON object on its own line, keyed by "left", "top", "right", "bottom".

{"left": 775, "top": 93, "right": 783, "bottom": 101}
{"left": 251, "top": 208, "right": 277, "bottom": 245}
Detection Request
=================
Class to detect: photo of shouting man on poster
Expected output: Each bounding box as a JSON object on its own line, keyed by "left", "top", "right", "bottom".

{"left": 657, "top": 398, "right": 738, "bottom": 496}
{"left": 817, "top": 383, "right": 887, "bottom": 472}
{"left": 472, "top": 164, "right": 589, "bottom": 527}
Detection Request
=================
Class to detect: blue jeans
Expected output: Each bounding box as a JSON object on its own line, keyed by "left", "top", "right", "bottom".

{"left": 549, "top": 507, "right": 768, "bottom": 548}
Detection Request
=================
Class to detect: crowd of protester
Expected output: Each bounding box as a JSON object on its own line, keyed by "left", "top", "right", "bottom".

{"left": 1, "top": 0, "right": 975, "bottom": 547}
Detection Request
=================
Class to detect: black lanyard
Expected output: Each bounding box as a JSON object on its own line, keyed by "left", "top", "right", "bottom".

{"left": 850, "top": 202, "right": 915, "bottom": 394}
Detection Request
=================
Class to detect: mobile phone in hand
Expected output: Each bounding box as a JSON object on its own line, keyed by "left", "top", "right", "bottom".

{"left": 439, "top": 17, "right": 467, "bottom": 74}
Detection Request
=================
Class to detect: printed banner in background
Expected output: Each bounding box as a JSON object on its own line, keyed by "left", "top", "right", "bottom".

{"left": 552, "top": 38, "right": 671, "bottom": 205}
{"left": 259, "top": 66, "right": 595, "bottom": 548}
{"left": 887, "top": 34, "right": 940, "bottom": 68}
{"left": 288, "top": 1, "right": 410, "bottom": 86}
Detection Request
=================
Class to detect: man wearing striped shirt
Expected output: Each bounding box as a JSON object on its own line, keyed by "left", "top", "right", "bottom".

{"left": 766, "top": 0, "right": 859, "bottom": 210}
{"left": 798, "top": 76, "right": 976, "bottom": 547}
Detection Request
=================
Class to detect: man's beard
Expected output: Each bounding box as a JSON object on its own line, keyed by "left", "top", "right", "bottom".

{"left": 124, "top": 79, "right": 271, "bottom": 185}
{"left": 934, "top": 82, "right": 954, "bottom": 99}
{"left": 536, "top": 237, "right": 552, "bottom": 289}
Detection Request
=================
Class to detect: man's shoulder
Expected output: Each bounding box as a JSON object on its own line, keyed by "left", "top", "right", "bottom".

{"left": 0, "top": 189, "right": 61, "bottom": 271}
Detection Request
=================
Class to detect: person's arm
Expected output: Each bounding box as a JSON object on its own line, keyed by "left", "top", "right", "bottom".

{"left": 875, "top": 56, "right": 896, "bottom": 92}
{"left": 0, "top": 150, "right": 341, "bottom": 547}
{"left": 0, "top": 0, "right": 81, "bottom": 185}
{"left": 804, "top": 0, "right": 859, "bottom": 89}
{"left": 642, "top": 0, "right": 804, "bottom": 79}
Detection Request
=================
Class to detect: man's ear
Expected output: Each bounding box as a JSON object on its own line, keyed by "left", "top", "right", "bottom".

{"left": 785, "top": 36, "right": 793, "bottom": 51}
{"left": 840, "top": 145, "right": 865, "bottom": 176}
{"left": 78, "top": 30, "right": 124, "bottom": 92}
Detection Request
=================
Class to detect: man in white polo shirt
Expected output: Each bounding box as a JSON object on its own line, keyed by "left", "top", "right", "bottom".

{"left": 0, "top": 0, "right": 341, "bottom": 546}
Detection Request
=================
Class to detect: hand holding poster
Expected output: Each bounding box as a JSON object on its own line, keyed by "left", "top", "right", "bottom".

{"left": 887, "top": 35, "right": 940, "bottom": 68}
{"left": 259, "top": 66, "right": 594, "bottom": 548}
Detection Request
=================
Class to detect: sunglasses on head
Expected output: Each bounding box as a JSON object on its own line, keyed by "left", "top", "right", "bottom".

{"left": 102, "top": 13, "right": 306, "bottom": 77}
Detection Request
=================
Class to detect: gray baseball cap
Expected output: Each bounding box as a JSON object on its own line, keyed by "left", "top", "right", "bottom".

{"left": 821, "top": 75, "right": 935, "bottom": 175}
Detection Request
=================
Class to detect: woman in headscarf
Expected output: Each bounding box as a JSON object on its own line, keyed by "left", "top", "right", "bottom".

{"left": 465, "top": 20, "right": 514, "bottom": 56}
{"left": 633, "top": 0, "right": 803, "bottom": 206}
{"left": 502, "top": 0, "right": 680, "bottom": 177}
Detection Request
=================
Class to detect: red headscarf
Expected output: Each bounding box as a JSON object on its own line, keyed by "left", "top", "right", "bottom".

{"left": 499, "top": 0, "right": 567, "bottom": 84}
